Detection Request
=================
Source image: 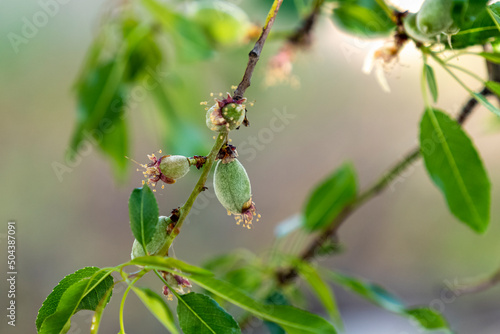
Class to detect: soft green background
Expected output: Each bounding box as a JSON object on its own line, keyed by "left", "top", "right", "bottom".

{"left": 1, "top": 0, "right": 500, "bottom": 333}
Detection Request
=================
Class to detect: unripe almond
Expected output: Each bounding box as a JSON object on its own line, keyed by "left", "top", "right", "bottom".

{"left": 416, "top": 0, "right": 453, "bottom": 37}
{"left": 160, "top": 155, "right": 190, "bottom": 180}
{"left": 141, "top": 154, "right": 192, "bottom": 186}
{"left": 131, "top": 216, "right": 171, "bottom": 259}
{"left": 213, "top": 159, "right": 258, "bottom": 228}
{"left": 206, "top": 93, "right": 247, "bottom": 132}
{"left": 403, "top": 13, "right": 434, "bottom": 43}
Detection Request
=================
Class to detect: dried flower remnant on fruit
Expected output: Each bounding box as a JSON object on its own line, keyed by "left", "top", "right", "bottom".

{"left": 205, "top": 93, "right": 247, "bottom": 132}
{"left": 132, "top": 153, "right": 193, "bottom": 188}
{"left": 216, "top": 144, "right": 238, "bottom": 164}
{"left": 161, "top": 270, "right": 192, "bottom": 300}
{"left": 213, "top": 159, "right": 260, "bottom": 229}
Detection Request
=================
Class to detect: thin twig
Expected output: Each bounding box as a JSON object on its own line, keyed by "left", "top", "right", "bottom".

{"left": 162, "top": 1, "right": 285, "bottom": 251}
{"left": 162, "top": 134, "right": 227, "bottom": 252}
{"left": 458, "top": 267, "right": 500, "bottom": 295}
{"left": 276, "top": 87, "right": 492, "bottom": 285}
{"left": 233, "top": 0, "right": 284, "bottom": 100}
{"left": 288, "top": 0, "right": 324, "bottom": 46}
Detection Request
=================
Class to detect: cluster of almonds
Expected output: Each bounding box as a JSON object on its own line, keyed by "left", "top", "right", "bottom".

{"left": 205, "top": 92, "right": 259, "bottom": 229}
{"left": 130, "top": 91, "right": 260, "bottom": 299}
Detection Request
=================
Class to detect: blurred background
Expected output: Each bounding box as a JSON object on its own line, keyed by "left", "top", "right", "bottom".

{"left": 1, "top": 0, "right": 500, "bottom": 333}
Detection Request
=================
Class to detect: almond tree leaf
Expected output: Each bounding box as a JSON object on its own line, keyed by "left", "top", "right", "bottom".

{"left": 424, "top": 64, "right": 438, "bottom": 102}
{"left": 37, "top": 268, "right": 114, "bottom": 333}
{"left": 129, "top": 256, "right": 214, "bottom": 276}
{"left": 183, "top": 274, "right": 337, "bottom": 334}
{"left": 133, "top": 287, "right": 180, "bottom": 334}
{"left": 177, "top": 292, "right": 240, "bottom": 334}
{"left": 129, "top": 185, "right": 159, "bottom": 251}
{"left": 420, "top": 109, "right": 490, "bottom": 233}
{"left": 296, "top": 262, "right": 343, "bottom": 330}
{"left": 303, "top": 163, "right": 357, "bottom": 231}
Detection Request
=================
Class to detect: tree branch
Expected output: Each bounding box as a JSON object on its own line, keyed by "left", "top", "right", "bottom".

{"left": 276, "top": 87, "right": 492, "bottom": 285}
{"left": 233, "top": 0, "right": 284, "bottom": 100}
{"left": 162, "top": 1, "right": 285, "bottom": 251}
{"left": 287, "top": 0, "right": 324, "bottom": 47}
{"left": 458, "top": 266, "right": 500, "bottom": 295}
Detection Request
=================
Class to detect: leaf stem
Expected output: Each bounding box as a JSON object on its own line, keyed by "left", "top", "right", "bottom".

{"left": 119, "top": 271, "right": 146, "bottom": 333}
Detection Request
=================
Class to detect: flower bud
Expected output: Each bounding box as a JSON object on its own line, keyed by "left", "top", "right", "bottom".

{"left": 206, "top": 93, "right": 247, "bottom": 132}
{"left": 213, "top": 159, "right": 259, "bottom": 228}
{"left": 131, "top": 216, "right": 172, "bottom": 259}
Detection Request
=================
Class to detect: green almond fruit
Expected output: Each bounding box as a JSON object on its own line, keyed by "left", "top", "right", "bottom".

{"left": 416, "top": 0, "right": 454, "bottom": 36}
{"left": 213, "top": 159, "right": 257, "bottom": 228}
{"left": 131, "top": 216, "right": 171, "bottom": 259}
{"left": 160, "top": 155, "right": 191, "bottom": 180}
{"left": 206, "top": 102, "right": 245, "bottom": 132}
{"left": 403, "top": 13, "right": 434, "bottom": 43}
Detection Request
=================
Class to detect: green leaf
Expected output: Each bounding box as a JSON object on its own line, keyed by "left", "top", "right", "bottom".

{"left": 404, "top": 308, "right": 450, "bottom": 331}
{"left": 324, "top": 270, "right": 452, "bottom": 332}
{"left": 203, "top": 249, "right": 256, "bottom": 273}
{"left": 184, "top": 274, "right": 337, "bottom": 334}
{"left": 133, "top": 287, "right": 180, "bottom": 334}
{"left": 142, "top": 0, "right": 213, "bottom": 63}
{"left": 451, "top": 0, "right": 488, "bottom": 27}
{"left": 90, "top": 284, "right": 114, "bottom": 334}
{"left": 297, "top": 262, "right": 342, "bottom": 330}
{"left": 303, "top": 163, "right": 357, "bottom": 231}
{"left": 37, "top": 267, "right": 113, "bottom": 333}
{"left": 473, "top": 92, "right": 500, "bottom": 116}
{"left": 99, "top": 117, "right": 128, "bottom": 180}
{"left": 420, "top": 109, "right": 490, "bottom": 233}
{"left": 177, "top": 292, "right": 241, "bottom": 334}
{"left": 121, "top": 17, "right": 163, "bottom": 82}
{"left": 424, "top": 64, "right": 438, "bottom": 102}
{"left": 224, "top": 267, "right": 263, "bottom": 294}
{"left": 264, "top": 292, "right": 289, "bottom": 334}
{"left": 69, "top": 24, "right": 151, "bottom": 178}
{"left": 488, "top": 2, "right": 500, "bottom": 32}
{"left": 451, "top": 1, "right": 499, "bottom": 49}
{"left": 129, "top": 256, "right": 213, "bottom": 276}
{"left": 486, "top": 80, "right": 500, "bottom": 97}
{"left": 478, "top": 52, "right": 500, "bottom": 64}
{"left": 129, "top": 185, "right": 159, "bottom": 251}
{"left": 326, "top": 271, "right": 404, "bottom": 313}
{"left": 331, "top": 1, "right": 395, "bottom": 38}
{"left": 69, "top": 60, "right": 127, "bottom": 165}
